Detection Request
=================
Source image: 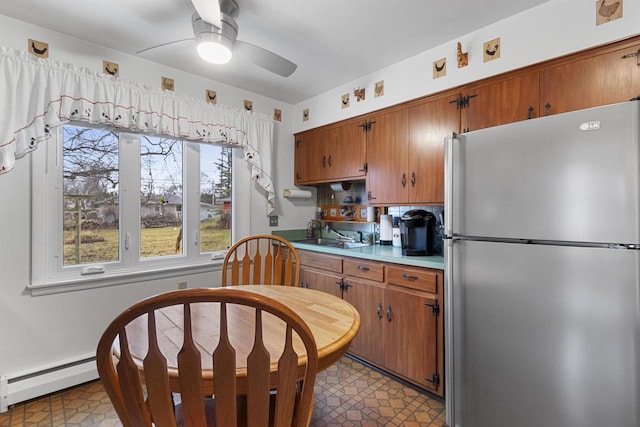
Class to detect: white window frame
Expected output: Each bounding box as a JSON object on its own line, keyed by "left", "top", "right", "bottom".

{"left": 28, "top": 123, "right": 250, "bottom": 295}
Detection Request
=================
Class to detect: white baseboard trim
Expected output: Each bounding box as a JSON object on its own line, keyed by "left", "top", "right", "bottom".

{"left": 0, "top": 355, "right": 98, "bottom": 413}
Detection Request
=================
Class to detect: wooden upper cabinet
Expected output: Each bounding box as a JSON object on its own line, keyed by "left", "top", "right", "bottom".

{"left": 326, "top": 122, "right": 367, "bottom": 180}
{"left": 294, "top": 129, "right": 325, "bottom": 184}
{"left": 408, "top": 92, "right": 460, "bottom": 204}
{"left": 294, "top": 121, "right": 366, "bottom": 184}
{"left": 462, "top": 70, "right": 540, "bottom": 132}
{"left": 365, "top": 108, "right": 410, "bottom": 204}
{"left": 540, "top": 41, "right": 640, "bottom": 116}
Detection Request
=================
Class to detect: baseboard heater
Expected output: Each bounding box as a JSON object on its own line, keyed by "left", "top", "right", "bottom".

{"left": 1, "top": 354, "right": 98, "bottom": 413}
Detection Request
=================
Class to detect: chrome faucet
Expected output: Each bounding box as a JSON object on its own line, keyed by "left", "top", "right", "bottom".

{"left": 324, "top": 225, "right": 352, "bottom": 241}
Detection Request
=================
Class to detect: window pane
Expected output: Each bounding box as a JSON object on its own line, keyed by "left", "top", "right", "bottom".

{"left": 62, "top": 125, "right": 119, "bottom": 266}
{"left": 140, "top": 136, "right": 183, "bottom": 258}
{"left": 200, "top": 145, "right": 232, "bottom": 253}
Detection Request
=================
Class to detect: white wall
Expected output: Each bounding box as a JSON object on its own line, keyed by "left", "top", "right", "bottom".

{"left": 292, "top": 0, "right": 640, "bottom": 132}
{"left": 0, "top": 13, "right": 313, "bottom": 405}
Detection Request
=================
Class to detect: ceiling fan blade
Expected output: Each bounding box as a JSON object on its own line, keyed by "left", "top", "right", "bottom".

{"left": 235, "top": 40, "right": 297, "bottom": 77}
{"left": 191, "top": 0, "right": 221, "bottom": 26}
{"left": 136, "top": 38, "right": 195, "bottom": 55}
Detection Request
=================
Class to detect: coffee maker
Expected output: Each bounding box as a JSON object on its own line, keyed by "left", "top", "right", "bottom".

{"left": 398, "top": 209, "right": 436, "bottom": 256}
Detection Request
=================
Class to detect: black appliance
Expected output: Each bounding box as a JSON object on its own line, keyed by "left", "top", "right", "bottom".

{"left": 399, "top": 209, "right": 436, "bottom": 256}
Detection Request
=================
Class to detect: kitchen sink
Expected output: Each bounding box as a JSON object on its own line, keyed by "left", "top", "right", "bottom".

{"left": 293, "top": 238, "right": 371, "bottom": 249}
{"left": 293, "top": 238, "right": 342, "bottom": 247}
{"left": 341, "top": 241, "right": 371, "bottom": 249}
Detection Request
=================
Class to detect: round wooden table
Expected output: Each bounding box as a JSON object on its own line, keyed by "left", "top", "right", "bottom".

{"left": 121, "top": 285, "right": 361, "bottom": 392}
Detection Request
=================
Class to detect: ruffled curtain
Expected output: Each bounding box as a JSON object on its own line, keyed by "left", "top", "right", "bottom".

{"left": 0, "top": 46, "right": 275, "bottom": 213}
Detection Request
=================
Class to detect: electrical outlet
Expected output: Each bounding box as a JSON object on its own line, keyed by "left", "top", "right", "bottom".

{"left": 178, "top": 281, "right": 187, "bottom": 289}
{"left": 269, "top": 215, "right": 278, "bottom": 227}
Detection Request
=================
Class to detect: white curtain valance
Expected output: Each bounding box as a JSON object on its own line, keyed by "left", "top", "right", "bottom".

{"left": 0, "top": 46, "right": 275, "bottom": 213}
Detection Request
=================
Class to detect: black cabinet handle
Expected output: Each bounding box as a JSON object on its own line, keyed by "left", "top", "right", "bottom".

{"left": 322, "top": 156, "right": 326, "bottom": 167}
{"left": 377, "top": 303, "right": 383, "bottom": 319}
{"left": 357, "top": 265, "right": 370, "bottom": 271}
{"left": 545, "top": 102, "right": 551, "bottom": 116}
{"left": 411, "top": 171, "right": 416, "bottom": 187}
{"left": 386, "top": 305, "right": 393, "bottom": 322}
{"left": 527, "top": 106, "right": 534, "bottom": 119}
{"left": 402, "top": 272, "right": 418, "bottom": 281}
{"left": 401, "top": 173, "right": 407, "bottom": 188}
{"left": 328, "top": 155, "right": 332, "bottom": 167}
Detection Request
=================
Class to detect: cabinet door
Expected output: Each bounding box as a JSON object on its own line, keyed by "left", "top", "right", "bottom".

{"left": 540, "top": 42, "right": 640, "bottom": 116}
{"left": 326, "top": 122, "right": 367, "bottom": 180}
{"left": 384, "top": 287, "right": 440, "bottom": 393}
{"left": 342, "top": 278, "right": 386, "bottom": 366}
{"left": 462, "top": 71, "right": 539, "bottom": 132}
{"left": 300, "top": 266, "right": 342, "bottom": 298}
{"left": 409, "top": 92, "right": 460, "bottom": 204}
{"left": 294, "top": 129, "right": 325, "bottom": 184}
{"left": 365, "top": 108, "right": 410, "bottom": 204}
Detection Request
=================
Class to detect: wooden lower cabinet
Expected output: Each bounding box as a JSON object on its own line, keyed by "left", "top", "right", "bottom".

{"left": 297, "top": 249, "right": 444, "bottom": 397}
{"left": 383, "top": 286, "right": 439, "bottom": 392}
{"left": 300, "top": 266, "right": 342, "bottom": 298}
{"left": 298, "top": 250, "right": 343, "bottom": 298}
{"left": 342, "top": 278, "right": 386, "bottom": 366}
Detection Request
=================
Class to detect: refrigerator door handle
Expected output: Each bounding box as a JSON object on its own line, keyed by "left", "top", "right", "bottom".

{"left": 444, "top": 132, "right": 457, "bottom": 239}
{"left": 444, "top": 237, "right": 455, "bottom": 426}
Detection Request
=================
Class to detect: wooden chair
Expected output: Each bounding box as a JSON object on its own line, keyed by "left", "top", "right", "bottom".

{"left": 222, "top": 235, "right": 300, "bottom": 287}
{"left": 96, "top": 288, "right": 318, "bottom": 427}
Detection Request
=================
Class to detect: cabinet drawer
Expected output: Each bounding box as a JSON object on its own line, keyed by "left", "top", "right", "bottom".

{"left": 298, "top": 250, "right": 342, "bottom": 273}
{"left": 343, "top": 258, "right": 384, "bottom": 282}
{"left": 386, "top": 265, "right": 438, "bottom": 293}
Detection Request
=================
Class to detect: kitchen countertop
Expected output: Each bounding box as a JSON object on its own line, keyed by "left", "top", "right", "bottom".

{"left": 274, "top": 230, "right": 444, "bottom": 270}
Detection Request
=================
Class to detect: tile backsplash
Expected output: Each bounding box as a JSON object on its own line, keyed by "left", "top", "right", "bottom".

{"left": 315, "top": 181, "right": 444, "bottom": 255}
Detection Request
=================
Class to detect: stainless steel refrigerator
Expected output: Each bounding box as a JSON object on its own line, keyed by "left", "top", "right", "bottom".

{"left": 444, "top": 101, "right": 640, "bottom": 427}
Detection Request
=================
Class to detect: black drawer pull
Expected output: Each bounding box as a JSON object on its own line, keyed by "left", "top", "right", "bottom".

{"left": 377, "top": 303, "right": 383, "bottom": 319}
{"left": 402, "top": 273, "right": 418, "bottom": 281}
{"left": 357, "top": 265, "right": 370, "bottom": 271}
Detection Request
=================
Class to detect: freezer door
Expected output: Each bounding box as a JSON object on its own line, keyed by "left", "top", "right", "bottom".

{"left": 449, "top": 240, "right": 639, "bottom": 427}
{"left": 448, "top": 101, "right": 640, "bottom": 244}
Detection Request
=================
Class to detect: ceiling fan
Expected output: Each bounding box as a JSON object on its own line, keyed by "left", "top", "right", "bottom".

{"left": 136, "top": 0, "right": 297, "bottom": 77}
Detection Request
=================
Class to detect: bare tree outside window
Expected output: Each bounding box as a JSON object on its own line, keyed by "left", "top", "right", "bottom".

{"left": 62, "top": 126, "right": 119, "bottom": 265}
{"left": 140, "top": 136, "right": 183, "bottom": 258}
{"left": 200, "top": 144, "right": 232, "bottom": 252}
{"left": 61, "top": 124, "right": 231, "bottom": 265}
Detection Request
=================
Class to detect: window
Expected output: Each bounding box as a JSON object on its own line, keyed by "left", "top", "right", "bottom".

{"left": 31, "top": 123, "right": 241, "bottom": 293}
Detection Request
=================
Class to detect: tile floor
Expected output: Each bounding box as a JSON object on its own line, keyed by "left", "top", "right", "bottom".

{"left": 0, "top": 356, "right": 447, "bottom": 427}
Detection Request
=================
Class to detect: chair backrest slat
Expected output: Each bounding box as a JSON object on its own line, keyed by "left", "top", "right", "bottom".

{"left": 246, "top": 309, "right": 271, "bottom": 427}
{"left": 213, "top": 302, "right": 238, "bottom": 426}
{"left": 177, "top": 304, "right": 208, "bottom": 426}
{"left": 241, "top": 242, "right": 252, "bottom": 285}
{"left": 116, "top": 331, "right": 152, "bottom": 426}
{"left": 253, "top": 246, "right": 264, "bottom": 285}
{"left": 96, "top": 288, "right": 317, "bottom": 427}
{"left": 231, "top": 253, "right": 240, "bottom": 286}
{"left": 272, "top": 245, "right": 283, "bottom": 285}
{"left": 143, "top": 311, "right": 177, "bottom": 427}
{"left": 273, "top": 325, "right": 298, "bottom": 427}
{"left": 221, "top": 235, "right": 301, "bottom": 287}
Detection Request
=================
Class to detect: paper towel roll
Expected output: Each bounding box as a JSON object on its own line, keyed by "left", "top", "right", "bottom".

{"left": 380, "top": 214, "right": 392, "bottom": 245}
{"left": 283, "top": 189, "right": 312, "bottom": 199}
{"left": 329, "top": 182, "right": 352, "bottom": 191}
{"left": 366, "top": 206, "right": 376, "bottom": 222}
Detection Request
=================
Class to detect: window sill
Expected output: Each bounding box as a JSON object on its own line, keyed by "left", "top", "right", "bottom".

{"left": 28, "top": 261, "right": 221, "bottom": 296}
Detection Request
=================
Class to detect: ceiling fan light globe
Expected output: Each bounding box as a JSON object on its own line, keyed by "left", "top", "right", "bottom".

{"left": 197, "top": 40, "right": 233, "bottom": 64}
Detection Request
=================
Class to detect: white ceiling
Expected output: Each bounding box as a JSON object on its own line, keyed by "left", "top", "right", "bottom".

{"left": 0, "top": 0, "right": 550, "bottom": 105}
